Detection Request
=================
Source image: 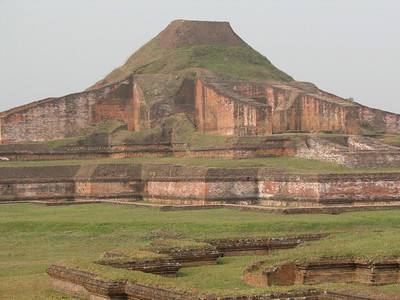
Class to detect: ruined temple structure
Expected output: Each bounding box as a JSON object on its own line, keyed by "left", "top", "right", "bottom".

{"left": 0, "top": 20, "right": 399, "bottom": 144}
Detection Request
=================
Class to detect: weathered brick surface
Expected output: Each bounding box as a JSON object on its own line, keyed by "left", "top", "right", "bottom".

{"left": 0, "top": 165, "right": 79, "bottom": 202}
{"left": 244, "top": 259, "right": 400, "bottom": 287}
{"left": 0, "top": 92, "right": 97, "bottom": 143}
{"left": 47, "top": 265, "right": 126, "bottom": 300}
{"left": 360, "top": 106, "right": 400, "bottom": 134}
{"left": 258, "top": 171, "right": 400, "bottom": 206}
{"left": 91, "top": 77, "right": 148, "bottom": 132}
{"left": 195, "top": 78, "right": 271, "bottom": 136}
{"left": 47, "top": 245, "right": 388, "bottom": 299}
{"left": 1, "top": 163, "right": 400, "bottom": 206}
{"left": 295, "top": 136, "right": 400, "bottom": 168}
{"left": 210, "top": 235, "right": 325, "bottom": 257}
{"left": 1, "top": 69, "right": 399, "bottom": 144}
{"left": 97, "top": 258, "right": 181, "bottom": 277}
{"left": 155, "top": 247, "right": 220, "bottom": 267}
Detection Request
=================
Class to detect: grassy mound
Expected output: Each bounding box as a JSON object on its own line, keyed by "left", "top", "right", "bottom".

{"left": 94, "top": 36, "right": 293, "bottom": 87}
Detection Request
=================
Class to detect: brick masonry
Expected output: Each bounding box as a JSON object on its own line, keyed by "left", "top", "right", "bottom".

{"left": 1, "top": 163, "right": 399, "bottom": 207}
{"left": 244, "top": 259, "right": 400, "bottom": 287}
{"left": 1, "top": 70, "right": 399, "bottom": 144}
{"left": 47, "top": 233, "right": 394, "bottom": 299}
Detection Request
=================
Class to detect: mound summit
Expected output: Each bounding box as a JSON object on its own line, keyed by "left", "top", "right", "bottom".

{"left": 90, "top": 19, "right": 293, "bottom": 89}
{"left": 157, "top": 19, "right": 248, "bottom": 49}
{"left": 0, "top": 19, "right": 399, "bottom": 145}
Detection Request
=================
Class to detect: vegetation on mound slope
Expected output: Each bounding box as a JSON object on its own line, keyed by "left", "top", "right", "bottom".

{"left": 161, "top": 113, "right": 234, "bottom": 148}
{"left": 379, "top": 134, "right": 400, "bottom": 147}
{"left": 1, "top": 204, "right": 400, "bottom": 299}
{"left": 94, "top": 35, "right": 292, "bottom": 87}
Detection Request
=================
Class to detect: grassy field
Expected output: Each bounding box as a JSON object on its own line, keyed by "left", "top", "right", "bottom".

{"left": 2, "top": 156, "right": 400, "bottom": 174}
{"left": 1, "top": 203, "right": 400, "bottom": 299}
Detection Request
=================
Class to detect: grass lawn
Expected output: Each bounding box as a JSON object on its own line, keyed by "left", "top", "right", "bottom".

{"left": 1, "top": 203, "right": 400, "bottom": 299}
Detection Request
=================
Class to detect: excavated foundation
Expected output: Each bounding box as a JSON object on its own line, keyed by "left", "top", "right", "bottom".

{"left": 47, "top": 264, "right": 387, "bottom": 300}
{"left": 244, "top": 259, "right": 400, "bottom": 287}
{"left": 97, "top": 258, "right": 181, "bottom": 277}
{"left": 47, "top": 234, "right": 399, "bottom": 299}
{"left": 210, "top": 234, "right": 326, "bottom": 256}
{"left": 153, "top": 247, "right": 220, "bottom": 267}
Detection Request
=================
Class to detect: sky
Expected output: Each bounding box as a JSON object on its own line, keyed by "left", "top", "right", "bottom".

{"left": 0, "top": 0, "right": 399, "bottom": 114}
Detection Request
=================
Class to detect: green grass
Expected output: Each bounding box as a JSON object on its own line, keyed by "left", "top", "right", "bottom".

{"left": 254, "top": 230, "right": 400, "bottom": 269}
{"left": 1, "top": 156, "right": 400, "bottom": 174}
{"left": 96, "top": 35, "right": 292, "bottom": 87}
{"left": 146, "top": 239, "right": 210, "bottom": 251}
{"left": 161, "top": 113, "right": 234, "bottom": 147}
{"left": 1, "top": 204, "right": 400, "bottom": 298}
{"left": 82, "top": 119, "right": 126, "bottom": 136}
{"left": 379, "top": 134, "right": 400, "bottom": 147}
{"left": 135, "top": 45, "right": 293, "bottom": 82}
{"left": 40, "top": 137, "right": 81, "bottom": 149}
{"left": 95, "top": 250, "right": 168, "bottom": 264}
{"left": 360, "top": 120, "right": 379, "bottom": 136}
{"left": 112, "top": 127, "right": 163, "bottom": 144}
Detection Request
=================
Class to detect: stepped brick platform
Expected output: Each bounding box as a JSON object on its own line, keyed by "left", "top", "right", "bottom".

{"left": 244, "top": 259, "right": 400, "bottom": 287}
{"left": 296, "top": 136, "right": 400, "bottom": 168}
{"left": 0, "top": 134, "right": 399, "bottom": 169}
{"left": 0, "top": 138, "right": 295, "bottom": 161}
{"left": 48, "top": 265, "right": 127, "bottom": 300}
{"left": 210, "top": 235, "right": 326, "bottom": 257}
{"left": 97, "top": 258, "right": 181, "bottom": 277}
{"left": 25, "top": 200, "right": 400, "bottom": 215}
{"left": 1, "top": 163, "right": 399, "bottom": 208}
{"left": 154, "top": 247, "right": 220, "bottom": 267}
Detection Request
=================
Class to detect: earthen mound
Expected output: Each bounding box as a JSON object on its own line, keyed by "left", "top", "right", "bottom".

{"left": 157, "top": 19, "right": 247, "bottom": 49}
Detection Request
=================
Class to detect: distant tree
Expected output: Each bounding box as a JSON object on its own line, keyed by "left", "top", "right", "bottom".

{"left": 345, "top": 97, "right": 355, "bottom": 102}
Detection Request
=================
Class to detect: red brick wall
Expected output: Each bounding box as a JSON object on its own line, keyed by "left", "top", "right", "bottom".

{"left": 195, "top": 79, "right": 271, "bottom": 136}
{"left": 360, "top": 106, "right": 400, "bottom": 134}
{"left": 258, "top": 173, "right": 400, "bottom": 206}
{"left": 0, "top": 77, "right": 150, "bottom": 143}
{"left": 0, "top": 92, "right": 98, "bottom": 143}
{"left": 0, "top": 79, "right": 141, "bottom": 143}
{"left": 91, "top": 78, "right": 148, "bottom": 131}
{"left": 231, "top": 82, "right": 361, "bottom": 134}
{"left": 1, "top": 164, "right": 399, "bottom": 206}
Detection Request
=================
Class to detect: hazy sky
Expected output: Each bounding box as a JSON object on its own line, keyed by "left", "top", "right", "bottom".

{"left": 1, "top": 0, "right": 399, "bottom": 114}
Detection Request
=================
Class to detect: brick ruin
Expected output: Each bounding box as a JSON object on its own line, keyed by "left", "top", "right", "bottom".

{"left": 47, "top": 234, "right": 398, "bottom": 300}
{"left": 0, "top": 19, "right": 399, "bottom": 143}
{"left": 0, "top": 20, "right": 399, "bottom": 171}
{"left": 244, "top": 259, "right": 400, "bottom": 288}
{"left": 1, "top": 163, "right": 399, "bottom": 207}
{"left": 1, "top": 70, "right": 399, "bottom": 145}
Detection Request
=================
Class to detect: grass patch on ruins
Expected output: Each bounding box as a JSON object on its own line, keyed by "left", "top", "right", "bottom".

{"left": 254, "top": 230, "right": 400, "bottom": 270}
{"left": 40, "top": 137, "right": 81, "bottom": 149}
{"left": 1, "top": 203, "right": 400, "bottom": 298}
{"left": 100, "top": 33, "right": 292, "bottom": 85}
{"left": 2, "top": 156, "right": 400, "bottom": 174}
{"left": 379, "top": 134, "right": 400, "bottom": 147}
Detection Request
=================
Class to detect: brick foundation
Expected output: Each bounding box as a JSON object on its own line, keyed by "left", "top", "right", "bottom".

{"left": 1, "top": 163, "right": 399, "bottom": 207}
